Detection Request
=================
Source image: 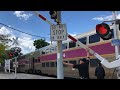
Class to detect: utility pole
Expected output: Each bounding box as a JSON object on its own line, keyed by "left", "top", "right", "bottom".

{"left": 56, "top": 11, "right": 64, "bottom": 79}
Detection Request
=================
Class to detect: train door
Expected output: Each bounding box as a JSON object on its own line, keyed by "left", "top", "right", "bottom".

{"left": 29, "top": 57, "right": 35, "bottom": 70}
{"left": 28, "top": 57, "right": 35, "bottom": 74}
{"left": 32, "top": 57, "right": 35, "bottom": 70}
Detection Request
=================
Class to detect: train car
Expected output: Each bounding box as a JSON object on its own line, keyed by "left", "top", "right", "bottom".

{"left": 17, "top": 26, "right": 120, "bottom": 79}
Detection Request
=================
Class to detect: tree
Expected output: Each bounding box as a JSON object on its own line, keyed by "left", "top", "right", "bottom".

{"left": 0, "top": 34, "right": 12, "bottom": 45}
{"left": 33, "top": 39, "right": 50, "bottom": 50}
{"left": 0, "top": 34, "right": 14, "bottom": 65}
{"left": 0, "top": 43, "right": 9, "bottom": 64}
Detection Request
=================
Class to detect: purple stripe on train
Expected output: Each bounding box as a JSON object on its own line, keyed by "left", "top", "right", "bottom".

{"left": 39, "top": 43, "right": 115, "bottom": 61}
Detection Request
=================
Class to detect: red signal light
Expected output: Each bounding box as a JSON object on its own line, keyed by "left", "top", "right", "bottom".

{"left": 9, "top": 53, "right": 13, "bottom": 57}
{"left": 96, "top": 23, "right": 113, "bottom": 40}
{"left": 96, "top": 24, "right": 107, "bottom": 35}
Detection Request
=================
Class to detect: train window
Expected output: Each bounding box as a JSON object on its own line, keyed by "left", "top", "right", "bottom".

{"left": 45, "top": 48, "right": 50, "bottom": 54}
{"left": 62, "top": 43, "right": 67, "bottom": 50}
{"left": 46, "top": 62, "right": 49, "bottom": 67}
{"left": 69, "top": 41, "right": 76, "bottom": 48}
{"left": 50, "top": 62, "right": 55, "bottom": 67}
{"left": 54, "top": 46, "right": 57, "bottom": 51}
{"left": 50, "top": 47, "right": 55, "bottom": 53}
{"left": 69, "top": 60, "right": 77, "bottom": 65}
{"left": 42, "top": 51, "right": 45, "bottom": 55}
{"left": 89, "top": 34, "right": 100, "bottom": 44}
{"left": 38, "top": 59, "right": 40, "bottom": 62}
{"left": 78, "top": 37, "right": 86, "bottom": 45}
{"left": 90, "top": 59, "right": 100, "bottom": 67}
{"left": 42, "top": 63, "right": 45, "bottom": 67}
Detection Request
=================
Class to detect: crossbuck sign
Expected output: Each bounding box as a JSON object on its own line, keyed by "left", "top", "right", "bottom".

{"left": 50, "top": 24, "right": 67, "bottom": 41}
{"left": 13, "top": 62, "right": 18, "bottom": 67}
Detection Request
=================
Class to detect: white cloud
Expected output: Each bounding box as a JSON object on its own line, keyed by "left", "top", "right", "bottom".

{"left": 0, "top": 27, "right": 13, "bottom": 35}
{"left": 92, "top": 15, "right": 112, "bottom": 21}
{"left": 92, "top": 14, "right": 120, "bottom": 21}
{"left": 0, "top": 26, "right": 35, "bottom": 54}
{"left": 14, "top": 11, "right": 32, "bottom": 20}
{"left": 92, "top": 17, "right": 105, "bottom": 21}
{"left": 69, "top": 32, "right": 77, "bottom": 37}
{"left": 18, "top": 34, "right": 35, "bottom": 53}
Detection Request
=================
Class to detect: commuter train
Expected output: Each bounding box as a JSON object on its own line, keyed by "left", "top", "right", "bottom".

{"left": 17, "top": 26, "right": 120, "bottom": 79}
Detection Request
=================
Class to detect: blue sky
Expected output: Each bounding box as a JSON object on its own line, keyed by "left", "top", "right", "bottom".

{"left": 0, "top": 11, "right": 119, "bottom": 54}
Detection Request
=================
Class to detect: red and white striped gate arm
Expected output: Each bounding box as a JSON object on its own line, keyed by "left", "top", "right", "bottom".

{"left": 32, "top": 11, "right": 120, "bottom": 68}
{"left": 33, "top": 11, "right": 53, "bottom": 25}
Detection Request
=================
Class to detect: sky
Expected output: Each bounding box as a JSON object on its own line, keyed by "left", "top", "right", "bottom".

{"left": 0, "top": 11, "right": 120, "bottom": 54}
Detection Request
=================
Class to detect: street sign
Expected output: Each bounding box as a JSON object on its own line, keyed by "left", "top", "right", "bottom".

{"left": 13, "top": 62, "right": 18, "bottom": 67}
{"left": 111, "top": 39, "right": 120, "bottom": 46}
{"left": 50, "top": 24, "right": 67, "bottom": 41}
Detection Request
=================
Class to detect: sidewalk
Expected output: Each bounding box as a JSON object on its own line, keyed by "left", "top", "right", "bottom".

{"left": 0, "top": 72, "right": 56, "bottom": 79}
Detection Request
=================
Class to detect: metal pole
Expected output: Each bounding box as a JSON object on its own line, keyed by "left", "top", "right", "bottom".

{"left": 14, "top": 57, "right": 17, "bottom": 79}
{"left": 112, "top": 11, "right": 120, "bottom": 79}
{"left": 9, "top": 59, "right": 10, "bottom": 73}
{"left": 112, "top": 11, "right": 119, "bottom": 58}
{"left": 57, "top": 11, "right": 64, "bottom": 79}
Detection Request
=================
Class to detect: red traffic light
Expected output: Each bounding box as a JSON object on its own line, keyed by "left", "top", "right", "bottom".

{"left": 96, "top": 24, "right": 107, "bottom": 35}
{"left": 9, "top": 53, "right": 13, "bottom": 58}
{"left": 96, "top": 23, "right": 113, "bottom": 40}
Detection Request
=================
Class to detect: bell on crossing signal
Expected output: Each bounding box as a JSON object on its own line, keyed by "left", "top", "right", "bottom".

{"left": 49, "top": 11, "right": 58, "bottom": 22}
{"left": 96, "top": 23, "right": 113, "bottom": 40}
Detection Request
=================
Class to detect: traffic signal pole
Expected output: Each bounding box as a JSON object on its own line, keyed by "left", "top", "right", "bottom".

{"left": 56, "top": 11, "right": 64, "bottom": 79}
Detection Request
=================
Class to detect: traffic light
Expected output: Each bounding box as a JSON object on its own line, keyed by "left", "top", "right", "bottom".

{"left": 49, "top": 11, "right": 58, "bottom": 22}
{"left": 96, "top": 23, "right": 113, "bottom": 40}
{"left": 8, "top": 53, "right": 13, "bottom": 59}
{"left": 14, "top": 52, "right": 19, "bottom": 57}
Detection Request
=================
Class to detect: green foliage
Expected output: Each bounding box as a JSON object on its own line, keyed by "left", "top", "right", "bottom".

{"left": 0, "top": 43, "right": 9, "bottom": 63}
{"left": 0, "top": 34, "right": 13, "bottom": 63}
{"left": 33, "top": 39, "right": 50, "bottom": 50}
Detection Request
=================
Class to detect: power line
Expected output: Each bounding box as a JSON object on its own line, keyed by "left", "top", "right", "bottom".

{"left": 0, "top": 22, "right": 45, "bottom": 40}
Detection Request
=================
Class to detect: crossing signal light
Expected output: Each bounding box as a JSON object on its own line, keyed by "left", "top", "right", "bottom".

{"left": 8, "top": 53, "right": 13, "bottom": 58}
{"left": 96, "top": 23, "right": 113, "bottom": 40}
{"left": 49, "top": 11, "right": 58, "bottom": 22}
{"left": 9, "top": 53, "right": 13, "bottom": 57}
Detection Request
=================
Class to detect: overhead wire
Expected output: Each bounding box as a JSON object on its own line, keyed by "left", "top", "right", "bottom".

{"left": 0, "top": 22, "right": 45, "bottom": 40}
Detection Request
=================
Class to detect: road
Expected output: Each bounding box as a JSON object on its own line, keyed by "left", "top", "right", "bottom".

{"left": 0, "top": 72, "right": 56, "bottom": 79}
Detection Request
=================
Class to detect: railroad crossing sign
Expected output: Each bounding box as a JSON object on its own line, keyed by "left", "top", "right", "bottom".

{"left": 13, "top": 62, "right": 18, "bottom": 67}
{"left": 50, "top": 24, "right": 67, "bottom": 41}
